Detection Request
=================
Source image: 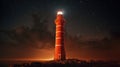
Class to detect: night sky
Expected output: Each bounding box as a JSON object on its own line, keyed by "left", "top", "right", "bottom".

{"left": 0, "top": 0, "right": 120, "bottom": 61}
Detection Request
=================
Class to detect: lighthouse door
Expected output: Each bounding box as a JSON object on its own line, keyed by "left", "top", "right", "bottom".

{"left": 58, "top": 54, "right": 61, "bottom": 59}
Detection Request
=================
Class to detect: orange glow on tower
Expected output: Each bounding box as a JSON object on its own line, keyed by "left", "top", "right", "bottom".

{"left": 54, "top": 10, "right": 66, "bottom": 60}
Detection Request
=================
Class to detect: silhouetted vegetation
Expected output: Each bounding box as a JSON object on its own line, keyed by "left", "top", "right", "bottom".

{"left": 0, "top": 59, "right": 120, "bottom": 67}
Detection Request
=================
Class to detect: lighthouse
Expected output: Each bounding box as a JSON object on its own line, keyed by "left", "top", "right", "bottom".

{"left": 54, "top": 10, "right": 66, "bottom": 60}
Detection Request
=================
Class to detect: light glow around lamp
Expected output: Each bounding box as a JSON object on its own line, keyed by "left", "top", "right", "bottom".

{"left": 57, "top": 11, "right": 63, "bottom": 15}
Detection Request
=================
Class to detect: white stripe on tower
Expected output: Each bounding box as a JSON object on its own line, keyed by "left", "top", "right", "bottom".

{"left": 56, "top": 25, "right": 62, "bottom": 27}
{"left": 56, "top": 37, "right": 61, "bottom": 39}
{"left": 56, "top": 44, "right": 62, "bottom": 46}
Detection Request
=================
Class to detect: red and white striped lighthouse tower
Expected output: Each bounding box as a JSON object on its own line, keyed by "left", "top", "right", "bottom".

{"left": 54, "top": 10, "right": 66, "bottom": 60}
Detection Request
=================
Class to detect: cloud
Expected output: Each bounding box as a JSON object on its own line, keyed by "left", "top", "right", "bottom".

{"left": 0, "top": 13, "right": 54, "bottom": 49}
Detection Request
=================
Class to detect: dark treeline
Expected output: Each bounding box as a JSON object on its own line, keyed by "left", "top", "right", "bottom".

{"left": 0, "top": 59, "right": 120, "bottom": 67}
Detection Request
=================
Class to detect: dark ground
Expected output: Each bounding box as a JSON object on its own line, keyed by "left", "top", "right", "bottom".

{"left": 0, "top": 59, "right": 120, "bottom": 67}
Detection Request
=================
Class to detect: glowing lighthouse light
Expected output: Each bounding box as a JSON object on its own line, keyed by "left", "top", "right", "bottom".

{"left": 57, "top": 11, "right": 63, "bottom": 15}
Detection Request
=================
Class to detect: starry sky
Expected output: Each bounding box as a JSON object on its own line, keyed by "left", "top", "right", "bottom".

{"left": 0, "top": 0, "right": 120, "bottom": 61}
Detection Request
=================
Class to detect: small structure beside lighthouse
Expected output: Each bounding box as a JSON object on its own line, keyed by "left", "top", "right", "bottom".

{"left": 54, "top": 10, "right": 66, "bottom": 60}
